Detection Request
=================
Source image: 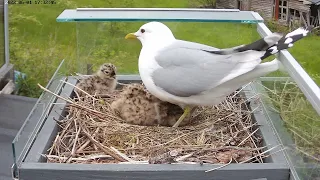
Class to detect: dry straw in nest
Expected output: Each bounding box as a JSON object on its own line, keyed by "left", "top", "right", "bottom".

{"left": 38, "top": 81, "right": 281, "bottom": 169}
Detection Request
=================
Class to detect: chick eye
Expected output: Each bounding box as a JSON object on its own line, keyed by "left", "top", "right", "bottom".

{"left": 140, "top": 29, "right": 145, "bottom": 33}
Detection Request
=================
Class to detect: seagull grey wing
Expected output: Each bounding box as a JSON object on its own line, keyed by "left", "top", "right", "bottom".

{"left": 152, "top": 41, "right": 263, "bottom": 97}
{"left": 174, "top": 40, "right": 220, "bottom": 51}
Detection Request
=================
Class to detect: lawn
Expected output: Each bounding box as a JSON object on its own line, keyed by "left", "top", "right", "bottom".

{"left": 8, "top": 0, "right": 320, "bottom": 97}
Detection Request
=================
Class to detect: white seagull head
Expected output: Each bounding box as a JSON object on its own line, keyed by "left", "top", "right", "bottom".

{"left": 125, "top": 21, "right": 175, "bottom": 48}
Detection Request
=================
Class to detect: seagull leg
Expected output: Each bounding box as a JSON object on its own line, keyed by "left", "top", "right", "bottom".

{"left": 172, "top": 106, "right": 195, "bottom": 128}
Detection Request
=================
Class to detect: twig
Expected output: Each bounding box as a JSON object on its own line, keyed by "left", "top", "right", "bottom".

{"left": 38, "top": 84, "right": 104, "bottom": 116}
{"left": 250, "top": 147, "right": 287, "bottom": 163}
{"left": 80, "top": 123, "right": 127, "bottom": 162}
{"left": 120, "top": 145, "right": 266, "bottom": 151}
{"left": 48, "top": 134, "right": 60, "bottom": 155}
{"left": 153, "top": 132, "right": 193, "bottom": 147}
{"left": 175, "top": 152, "right": 194, "bottom": 162}
{"left": 38, "top": 83, "right": 122, "bottom": 121}
{"left": 238, "top": 115, "right": 263, "bottom": 163}
{"left": 205, "top": 157, "right": 232, "bottom": 172}
{"left": 118, "top": 161, "right": 149, "bottom": 164}
{"left": 117, "top": 82, "right": 129, "bottom": 86}
{"left": 77, "top": 140, "right": 91, "bottom": 153}
{"left": 77, "top": 127, "right": 100, "bottom": 153}
{"left": 239, "top": 145, "right": 280, "bottom": 164}
{"left": 110, "top": 146, "right": 134, "bottom": 162}
{"left": 47, "top": 90, "right": 265, "bottom": 166}
{"left": 60, "top": 79, "right": 95, "bottom": 99}
{"left": 43, "top": 154, "right": 113, "bottom": 161}
{"left": 71, "top": 121, "right": 81, "bottom": 157}
{"left": 237, "top": 128, "right": 259, "bottom": 147}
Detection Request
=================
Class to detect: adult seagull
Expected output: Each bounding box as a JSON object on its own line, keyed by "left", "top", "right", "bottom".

{"left": 125, "top": 21, "right": 311, "bottom": 127}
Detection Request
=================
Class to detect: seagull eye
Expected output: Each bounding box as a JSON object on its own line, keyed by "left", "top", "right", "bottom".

{"left": 140, "top": 29, "right": 145, "bottom": 33}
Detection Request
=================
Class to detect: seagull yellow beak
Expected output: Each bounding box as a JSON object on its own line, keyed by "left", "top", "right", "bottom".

{"left": 125, "top": 33, "right": 137, "bottom": 40}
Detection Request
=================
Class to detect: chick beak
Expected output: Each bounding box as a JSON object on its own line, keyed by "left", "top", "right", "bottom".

{"left": 125, "top": 33, "right": 137, "bottom": 39}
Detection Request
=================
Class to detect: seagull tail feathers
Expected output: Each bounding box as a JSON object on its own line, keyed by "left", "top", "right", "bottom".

{"left": 202, "top": 26, "right": 312, "bottom": 57}
{"left": 202, "top": 32, "right": 281, "bottom": 55}
{"left": 233, "top": 32, "right": 283, "bottom": 52}
{"left": 260, "top": 26, "right": 313, "bottom": 60}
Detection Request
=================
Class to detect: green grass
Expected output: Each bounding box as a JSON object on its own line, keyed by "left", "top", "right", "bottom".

{"left": 8, "top": 0, "right": 192, "bottom": 96}
{"left": 73, "top": 21, "right": 259, "bottom": 75}
{"left": 8, "top": 1, "right": 320, "bottom": 98}
{"left": 288, "top": 35, "right": 320, "bottom": 81}
{"left": 261, "top": 79, "right": 320, "bottom": 179}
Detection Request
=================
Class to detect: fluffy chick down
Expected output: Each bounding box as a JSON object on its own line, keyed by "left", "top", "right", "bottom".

{"left": 75, "top": 63, "right": 117, "bottom": 97}
{"left": 111, "top": 83, "right": 191, "bottom": 127}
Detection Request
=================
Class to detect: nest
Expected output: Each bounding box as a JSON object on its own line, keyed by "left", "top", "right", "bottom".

{"left": 41, "top": 82, "right": 272, "bottom": 167}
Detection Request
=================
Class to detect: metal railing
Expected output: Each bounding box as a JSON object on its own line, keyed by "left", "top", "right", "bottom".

{"left": 0, "top": 1, "right": 9, "bottom": 73}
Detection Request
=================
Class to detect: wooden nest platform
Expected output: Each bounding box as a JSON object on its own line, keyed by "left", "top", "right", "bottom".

{"left": 43, "top": 82, "right": 269, "bottom": 166}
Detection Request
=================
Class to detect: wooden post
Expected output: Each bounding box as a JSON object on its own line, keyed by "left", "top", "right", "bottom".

{"left": 275, "top": 0, "right": 279, "bottom": 20}
{"left": 306, "top": 12, "right": 310, "bottom": 26}
{"left": 0, "top": 79, "right": 15, "bottom": 94}
{"left": 299, "top": 11, "right": 308, "bottom": 27}
{"left": 318, "top": 8, "right": 320, "bottom": 26}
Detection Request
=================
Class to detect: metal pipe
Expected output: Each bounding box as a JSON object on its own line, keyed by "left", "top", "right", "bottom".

{"left": 4, "top": 1, "right": 9, "bottom": 66}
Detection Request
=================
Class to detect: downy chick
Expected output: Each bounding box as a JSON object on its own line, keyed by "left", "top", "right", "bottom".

{"left": 111, "top": 83, "right": 190, "bottom": 126}
{"left": 75, "top": 63, "right": 117, "bottom": 97}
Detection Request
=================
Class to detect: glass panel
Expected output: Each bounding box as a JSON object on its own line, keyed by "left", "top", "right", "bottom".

{"left": 73, "top": 15, "right": 319, "bottom": 180}
{"left": 11, "top": 60, "right": 68, "bottom": 177}
{"left": 75, "top": 22, "right": 259, "bottom": 74}
{"left": 57, "top": 8, "right": 263, "bottom": 23}
{"left": 14, "top": 9, "right": 318, "bottom": 180}
{"left": 250, "top": 77, "right": 320, "bottom": 180}
{"left": 0, "top": 2, "right": 5, "bottom": 67}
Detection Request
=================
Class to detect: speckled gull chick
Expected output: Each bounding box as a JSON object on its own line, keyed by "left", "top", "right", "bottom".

{"left": 125, "top": 22, "right": 311, "bottom": 127}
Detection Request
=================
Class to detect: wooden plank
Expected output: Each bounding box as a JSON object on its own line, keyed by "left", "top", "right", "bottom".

{"left": 250, "top": 0, "right": 274, "bottom": 19}
{"left": 314, "top": 15, "right": 319, "bottom": 27}
{"left": 0, "top": 63, "right": 14, "bottom": 82}
{"left": 0, "top": 79, "right": 14, "bottom": 94}
{"left": 19, "top": 162, "right": 289, "bottom": 180}
{"left": 299, "top": 11, "right": 308, "bottom": 26}
{"left": 288, "top": 0, "right": 310, "bottom": 12}
{"left": 306, "top": 12, "right": 310, "bottom": 26}
{"left": 275, "top": 0, "right": 279, "bottom": 20}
